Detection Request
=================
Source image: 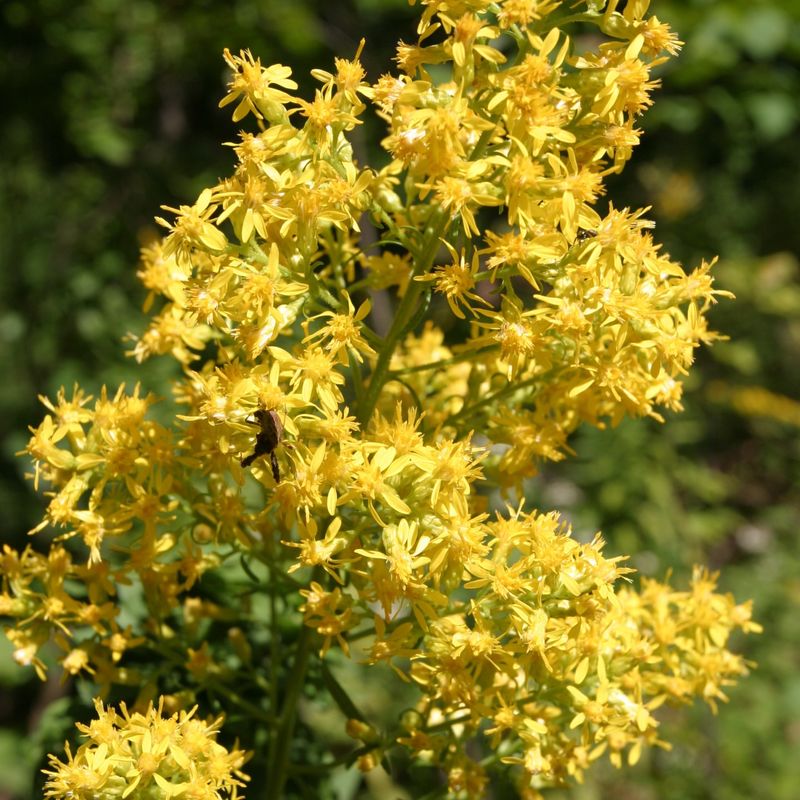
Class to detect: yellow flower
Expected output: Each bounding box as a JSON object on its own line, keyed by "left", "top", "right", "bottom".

{"left": 269, "top": 344, "right": 346, "bottom": 408}
{"left": 338, "top": 445, "right": 413, "bottom": 526}
{"left": 285, "top": 516, "right": 348, "bottom": 578}
{"left": 155, "top": 189, "right": 228, "bottom": 269}
{"left": 415, "top": 241, "right": 490, "bottom": 318}
{"left": 310, "top": 39, "right": 373, "bottom": 107}
{"left": 303, "top": 294, "right": 376, "bottom": 364}
{"left": 299, "top": 581, "right": 358, "bottom": 656}
{"left": 497, "top": 0, "right": 559, "bottom": 29}
{"left": 424, "top": 170, "right": 503, "bottom": 237}
{"left": 356, "top": 518, "right": 430, "bottom": 589}
{"left": 218, "top": 48, "right": 297, "bottom": 123}
{"left": 43, "top": 699, "right": 249, "bottom": 800}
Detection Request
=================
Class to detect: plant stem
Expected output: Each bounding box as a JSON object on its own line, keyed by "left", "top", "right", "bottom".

{"left": 446, "top": 369, "right": 558, "bottom": 431}
{"left": 354, "top": 123, "right": 497, "bottom": 427}
{"left": 357, "top": 210, "right": 450, "bottom": 426}
{"left": 388, "top": 345, "right": 499, "bottom": 376}
{"left": 266, "top": 566, "right": 279, "bottom": 770}
{"left": 266, "top": 621, "right": 314, "bottom": 799}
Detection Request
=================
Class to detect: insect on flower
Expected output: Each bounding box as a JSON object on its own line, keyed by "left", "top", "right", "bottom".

{"left": 240, "top": 408, "right": 284, "bottom": 481}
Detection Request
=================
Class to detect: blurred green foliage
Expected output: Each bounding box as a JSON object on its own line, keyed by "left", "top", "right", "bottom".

{"left": 1, "top": 0, "right": 799, "bottom": 798}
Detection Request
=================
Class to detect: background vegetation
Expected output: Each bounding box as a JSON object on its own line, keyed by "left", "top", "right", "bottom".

{"left": 1, "top": 0, "right": 798, "bottom": 797}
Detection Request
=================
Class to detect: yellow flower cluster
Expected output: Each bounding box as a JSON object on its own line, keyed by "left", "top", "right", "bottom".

{"left": 43, "top": 699, "right": 248, "bottom": 799}
{"left": 4, "top": 0, "right": 758, "bottom": 796}
{"left": 385, "top": 524, "right": 759, "bottom": 793}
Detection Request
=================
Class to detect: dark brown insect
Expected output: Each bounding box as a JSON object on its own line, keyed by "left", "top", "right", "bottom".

{"left": 576, "top": 229, "right": 597, "bottom": 243}
{"left": 240, "top": 409, "right": 284, "bottom": 481}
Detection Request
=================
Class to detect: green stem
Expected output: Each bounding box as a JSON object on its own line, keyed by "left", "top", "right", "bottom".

{"left": 468, "top": 127, "right": 495, "bottom": 163}
{"left": 357, "top": 210, "right": 450, "bottom": 427}
{"left": 266, "top": 622, "right": 315, "bottom": 799}
{"left": 204, "top": 678, "right": 275, "bottom": 724}
{"left": 354, "top": 113, "right": 497, "bottom": 428}
{"left": 388, "top": 346, "right": 499, "bottom": 376}
{"left": 384, "top": 375, "right": 424, "bottom": 415}
{"left": 446, "top": 369, "right": 557, "bottom": 430}
{"left": 349, "top": 348, "right": 365, "bottom": 408}
{"left": 267, "top": 571, "right": 279, "bottom": 768}
{"left": 423, "top": 712, "right": 472, "bottom": 733}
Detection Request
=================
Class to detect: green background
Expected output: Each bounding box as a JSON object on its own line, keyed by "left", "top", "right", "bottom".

{"left": 1, "top": 0, "right": 799, "bottom": 797}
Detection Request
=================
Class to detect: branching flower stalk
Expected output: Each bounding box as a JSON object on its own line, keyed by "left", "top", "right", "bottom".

{"left": 3, "top": 1, "right": 761, "bottom": 798}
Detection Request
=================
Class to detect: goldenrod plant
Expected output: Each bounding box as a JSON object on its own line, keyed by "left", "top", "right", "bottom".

{"left": 3, "top": 1, "right": 761, "bottom": 797}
